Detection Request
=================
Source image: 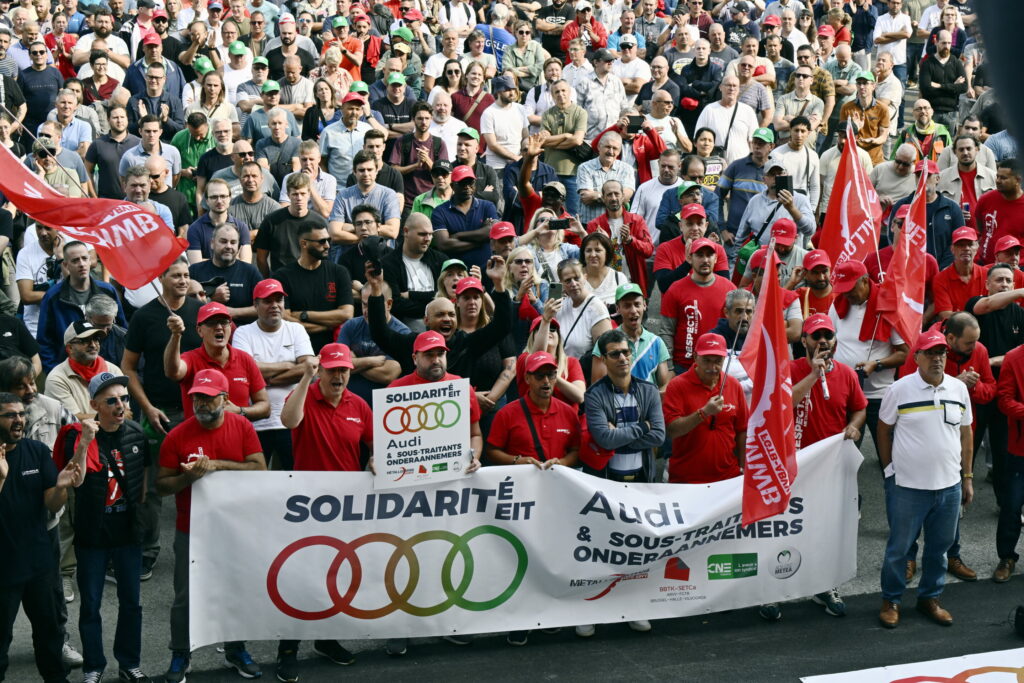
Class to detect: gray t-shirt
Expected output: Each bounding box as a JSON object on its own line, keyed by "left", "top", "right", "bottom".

{"left": 229, "top": 194, "right": 283, "bottom": 232}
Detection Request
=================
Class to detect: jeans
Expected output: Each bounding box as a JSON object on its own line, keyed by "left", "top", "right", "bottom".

{"left": 995, "top": 455, "right": 1024, "bottom": 560}
{"left": 934, "top": 110, "right": 959, "bottom": 134}
{"left": 881, "top": 477, "right": 961, "bottom": 602}
{"left": 907, "top": 42, "right": 925, "bottom": 82}
{"left": 257, "top": 428, "right": 294, "bottom": 471}
{"left": 558, "top": 174, "right": 579, "bottom": 217}
{"left": 171, "top": 531, "right": 245, "bottom": 655}
{"left": 0, "top": 571, "right": 68, "bottom": 682}
{"left": 892, "top": 64, "right": 908, "bottom": 131}
{"left": 77, "top": 544, "right": 142, "bottom": 672}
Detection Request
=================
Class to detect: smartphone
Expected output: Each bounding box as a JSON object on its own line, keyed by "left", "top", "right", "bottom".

{"left": 549, "top": 283, "right": 563, "bottom": 300}
{"left": 775, "top": 175, "right": 793, "bottom": 195}
{"left": 549, "top": 218, "right": 569, "bottom": 231}
{"left": 626, "top": 115, "right": 644, "bottom": 134}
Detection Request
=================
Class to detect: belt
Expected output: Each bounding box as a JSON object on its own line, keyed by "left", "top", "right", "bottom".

{"left": 105, "top": 503, "right": 128, "bottom": 514}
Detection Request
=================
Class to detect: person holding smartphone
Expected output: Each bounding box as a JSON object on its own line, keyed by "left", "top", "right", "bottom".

{"left": 733, "top": 158, "right": 815, "bottom": 247}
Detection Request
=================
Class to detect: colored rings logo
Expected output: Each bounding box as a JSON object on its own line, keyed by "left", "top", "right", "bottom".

{"left": 266, "top": 526, "right": 528, "bottom": 620}
{"left": 383, "top": 401, "right": 461, "bottom": 434}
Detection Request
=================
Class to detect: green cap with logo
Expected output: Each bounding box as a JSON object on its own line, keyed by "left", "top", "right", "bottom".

{"left": 261, "top": 79, "right": 281, "bottom": 93}
{"left": 228, "top": 40, "right": 247, "bottom": 56}
{"left": 677, "top": 180, "right": 700, "bottom": 198}
{"left": 855, "top": 69, "right": 875, "bottom": 82}
{"left": 441, "top": 258, "right": 467, "bottom": 272}
{"left": 615, "top": 283, "right": 643, "bottom": 301}
{"left": 752, "top": 127, "right": 775, "bottom": 144}
{"left": 350, "top": 80, "right": 369, "bottom": 94}
{"left": 386, "top": 72, "right": 407, "bottom": 85}
{"left": 252, "top": 56, "right": 269, "bottom": 67}
{"left": 391, "top": 26, "right": 414, "bottom": 43}
{"left": 457, "top": 127, "right": 480, "bottom": 141}
{"left": 332, "top": 16, "right": 349, "bottom": 28}
{"left": 193, "top": 55, "right": 215, "bottom": 75}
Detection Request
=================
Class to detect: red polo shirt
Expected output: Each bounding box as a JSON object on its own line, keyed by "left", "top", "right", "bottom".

{"left": 932, "top": 263, "right": 988, "bottom": 315}
{"left": 790, "top": 359, "right": 867, "bottom": 449}
{"left": 158, "top": 413, "right": 262, "bottom": 533}
{"left": 388, "top": 371, "right": 482, "bottom": 424}
{"left": 179, "top": 345, "right": 266, "bottom": 419}
{"left": 515, "top": 353, "right": 584, "bottom": 404}
{"left": 291, "top": 382, "right": 373, "bottom": 472}
{"left": 486, "top": 394, "right": 581, "bottom": 462}
{"left": 653, "top": 237, "right": 728, "bottom": 274}
{"left": 793, "top": 287, "right": 837, "bottom": 317}
{"left": 662, "top": 367, "right": 747, "bottom": 483}
{"left": 662, "top": 275, "right": 736, "bottom": 367}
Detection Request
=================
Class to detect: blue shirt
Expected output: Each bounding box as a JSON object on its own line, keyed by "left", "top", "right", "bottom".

{"left": 186, "top": 215, "right": 252, "bottom": 261}
{"left": 431, "top": 198, "right": 499, "bottom": 271}
{"left": 336, "top": 314, "right": 410, "bottom": 404}
{"left": 473, "top": 23, "right": 514, "bottom": 70}
{"left": 329, "top": 184, "right": 400, "bottom": 225}
{"left": 241, "top": 107, "right": 301, "bottom": 145}
{"left": 718, "top": 156, "right": 767, "bottom": 233}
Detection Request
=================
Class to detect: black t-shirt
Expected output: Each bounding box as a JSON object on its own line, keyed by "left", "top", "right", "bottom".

{"left": 965, "top": 295, "right": 1024, "bottom": 375}
{"left": 273, "top": 260, "right": 354, "bottom": 351}
{"left": 85, "top": 133, "right": 142, "bottom": 199}
{"left": 188, "top": 260, "right": 263, "bottom": 309}
{"left": 0, "top": 438, "right": 57, "bottom": 587}
{"left": 266, "top": 46, "right": 317, "bottom": 82}
{"left": 253, "top": 208, "right": 329, "bottom": 272}
{"left": 371, "top": 96, "right": 416, "bottom": 156}
{"left": 196, "top": 149, "right": 233, "bottom": 182}
{"left": 1, "top": 75, "right": 26, "bottom": 116}
{"left": 151, "top": 186, "right": 194, "bottom": 230}
{"left": 17, "top": 67, "right": 63, "bottom": 129}
{"left": 124, "top": 297, "right": 203, "bottom": 409}
{"left": 467, "top": 334, "right": 516, "bottom": 393}
{"left": 0, "top": 313, "right": 39, "bottom": 362}
{"left": 536, "top": 3, "right": 576, "bottom": 59}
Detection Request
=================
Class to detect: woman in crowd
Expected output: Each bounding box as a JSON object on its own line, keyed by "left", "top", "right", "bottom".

{"left": 436, "top": 258, "right": 468, "bottom": 300}
{"left": 520, "top": 209, "right": 581, "bottom": 284}
{"left": 188, "top": 71, "right": 238, "bottom": 122}
{"left": 310, "top": 46, "right": 354, "bottom": 94}
{"left": 504, "top": 21, "right": 547, "bottom": 95}
{"left": 798, "top": 10, "right": 819, "bottom": 47}
{"left": 427, "top": 58, "right": 463, "bottom": 105}
{"left": 504, "top": 245, "right": 548, "bottom": 348}
{"left": 518, "top": 315, "right": 586, "bottom": 405}
{"left": 301, "top": 77, "right": 342, "bottom": 140}
{"left": 552, "top": 259, "right": 612, "bottom": 372}
{"left": 460, "top": 30, "right": 497, "bottom": 78}
{"left": 456, "top": 278, "right": 516, "bottom": 433}
{"left": 824, "top": 8, "right": 851, "bottom": 45}
{"left": 927, "top": 5, "right": 967, "bottom": 58}
{"left": 693, "top": 127, "right": 726, "bottom": 188}
{"left": 452, "top": 61, "right": 495, "bottom": 143}
{"left": 581, "top": 232, "right": 629, "bottom": 311}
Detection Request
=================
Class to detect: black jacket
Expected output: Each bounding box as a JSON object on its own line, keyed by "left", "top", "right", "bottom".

{"left": 382, "top": 247, "right": 448, "bottom": 323}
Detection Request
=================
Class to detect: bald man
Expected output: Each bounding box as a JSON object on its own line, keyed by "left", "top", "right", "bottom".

{"left": 146, "top": 155, "right": 192, "bottom": 236}
{"left": 429, "top": 90, "right": 465, "bottom": 161}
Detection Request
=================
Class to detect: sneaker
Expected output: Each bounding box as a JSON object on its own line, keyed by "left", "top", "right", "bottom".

{"left": 443, "top": 635, "right": 472, "bottom": 646}
{"left": 275, "top": 651, "right": 298, "bottom": 683}
{"left": 140, "top": 558, "right": 154, "bottom": 582}
{"left": 164, "top": 652, "right": 191, "bottom": 683}
{"left": 628, "top": 620, "right": 652, "bottom": 632}
{"left": 63, "top": 575, "right": 75, "bottom": 603}
{"left": 225, "top": 649, "right": 261, "bottom": 679}
{"left": 812, "top": 588, "right": 847, "bottom": 617}
{"left": 758, "top": 603, "right": 782, "bottom": 622}
{"left": 63, "top": 642, "right": 83, "bottom": 668}
{"left": 105, "top": 567, "right": 117, "bottom": 584}
{"left": 506, "top": 630, "right": 528, "bottom": 646}
{"left": 118, "top": 668, "right": 151, "bottom": 682}
{"left": 312, "top": 640, "right": 354, "bottom": 666}
{"left": 385, "top": 638, "right": 407, "bottom": 657}
{"left": 83, "top": 670, "right": 103, "bottom": 683}
{"left": 574, "top": 624, "right": 595, "bottom": 638}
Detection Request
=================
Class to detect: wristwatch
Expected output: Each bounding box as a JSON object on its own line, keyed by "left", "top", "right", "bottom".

{"left": 299, "top": 311, "right": 309, "bottom": 323}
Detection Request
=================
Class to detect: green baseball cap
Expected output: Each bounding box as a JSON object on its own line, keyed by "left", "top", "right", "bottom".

{"left": 261, "top": 79, "right": 281, "bottom": 93}
{"left": 752, "top": 127, "right": 775, "bottom": 144}
{"left": 855, "top": 70, "right": 875, "bottom": 82}
{"left": 441, "top": 258, "right": 467, "bottom": 272}
{"left": 193, "top": 55, "right": 215, "bottom": 75}
{"left": 228, "top": 40, "right": 247, "bottom": 56}
{"left": 676, "top": 180, "right": 700, "bottom": 198}
{"left": 332, "top": 16, "right": 349, "bottom": 28}
{"left": 252, "top": 56, "right": 269, "bottom": 67}
{"left": 615, "top": 283, "right": 643, "bottom": 301}
{"left": 391, "top": 26, "right": 414, "bottom": 43}
{"left": 350, "top": 80, "right": 369, "bottom": 94}
{"left": 457, "top": 127, "right": 480, "bottom": 141}
{"left": 386, "top": 72, "right": 407, "bottom": 85}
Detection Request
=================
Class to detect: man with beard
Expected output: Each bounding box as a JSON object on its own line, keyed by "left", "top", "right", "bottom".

{"left": 53, "top": 373, "right": 150, "bottom": 683}
{"left": 389, "top": 101, "right": 447, "bottom": 209}
{"left": 84, "top": 105, "right": 139, "bottom": 200}
{"left": 382, "top": 330, "right": 482, "bottom": 656}
{"left": 232, "top": 280, "right": 314, "bottom": 472}
{"left": 535, "top": 0, "right": 575, "bottom": 61}
{"left": 653, "top": 203, "right": 729, "bottom": 294}
{"left": 454, "top": 128, "right": 500, "bottom": 211}
{"left": 319, "top": 92, "right": 373, "bottom": 187}
{"left": 273, "top": 343, "right": 367, "bottom": 678}
{"left": 45, "top": 322, "right": 123, "bottom": 420}
{"left": 793, "top": 249, "right": 837, "bottom": 316}
{"left": 265, "top": 15, "right": 316, "bottom": 81}
{"left": 156, "top": 369, "right": 266, "bottom": 682}
{"left": 631, "top": 149, "right": 683, "bottom": 245}
{"left": 591, "top": 284, "right": 670, "bottom": 388}
{"left": 254, "top": 172, "right": 328, "bottom": 275}
{"left": 278, "top": 142, "right": 336, "bottom": 220}
{"left": 188, "top": 224, "right": 262, "bottom": 321}
{"left": 933, "top": 227, "right": 987, "bottom": 319}
{"left": 329, "top": 151, "right": 401, "bottom": 244}
{"left": 585, "top": 180, "right": 654, "bottom": 296}
{"left": 232, "top": 161, "right": 287, "bottom": 229}
{"left": 381, "top": 213, "right": 444, "bottom": 331}
{"left": 186, "top": 178, "right": 252, "bottom": 264}
{"left": 430, "top": 165, "right": 500, "bottom": 273}
{"left": 0, "top": 392, "right": 80, "bottom": 683}
{"left": 72, "top": 9, "right": 130, "bottom": 79}
{"left": 975, "top": 160, "right": 1024, "bottom": 265}
{"left": 195, "top": 118, "right": 233, "bottom": 212}
{"left": 273, "top": 225, "right": 355, "bottom": 352}
{"left": 164, "top": 301, "right": 271, "bottom": 421}
{"left": 894, "top": 99, "right": 952, "bottom": 164}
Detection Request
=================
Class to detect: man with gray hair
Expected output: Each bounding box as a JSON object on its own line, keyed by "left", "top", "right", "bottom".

{"left": 575, "top": 48, "right": 628, "bottom": 143}
{"left": 49, "top": 89, "right": 93, "bottom": 158}
{"left": 122, "top": 164, "right": 178, "bottom": 310}
{"left": 870, "top": 142, "right": 920, "bottom": 213}
{"left": 576, "top": 131, "right": 637, "bottom": 226}
{"left": 709, "top": 287, "right": 755, "bottom": 403}
{"left": 85, "top": 294, "right": 127, "bottom": 367}
{"left": 255, "top": 107, "right": 301, "bottom": 187}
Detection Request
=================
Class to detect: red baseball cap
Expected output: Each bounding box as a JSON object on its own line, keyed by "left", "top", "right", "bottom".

{"left": 525, "top": 351, "right": 558, "bottom": 373}
{"left": 452, "top": 165, "right": 476, "bottom": 183}
{"left": 831, "top": 260, "right": 868, "bottom": 294}
{"left": 404, "top": 8, "right": 424, "bottom": 19}
{"left": 748, "top": 246, "right": 771, "bottom": 271}
{"left": 817, "top": 25, "right": 835, "bottom": 37}
{"left": 914, "top": 329, "right": 948, "bottom": 353}
{"left": 351, "top": 13, "right": 370, "bottom": 22}
{"left": 952, "top": 226, "right": 978, "bottom": 243}
{"left": 342, "top": 92, "right": 366, "bottom": 105}
{"left": 142, "top": 32, "right": 162, "bottom": 46}
{"left": 688, "top": 237, "right": 717, "bottom": 255}
{"left": 529, "top": 316, "right": 559, "bottom": 332}
{"left": 761, "top": 14, "right": 781, "bottom": 26}
{"left": 152, "top": 8, "right": 168, "bottom": 18}
{"left": 894, "top": 204, "right": 911, "bottom": 221}
{"left": 319, "top": 343, "right": 354, "bottom": 369}
{"left": 413, "top": 331, "right": 448, "bottom": 353}
{"left": 770, "top": 218, "right": 797, "bottom": 247}
{"left": 188, "top": 369, "right": 229, "bottom": 396}
{"left": 802, "top": 313, "right": 835, "bottom": 335}
{"left": 680, "top": 203, "right": 706, "bottom": 221}
{"left": 197, "top": 301, "right": 231, "bottom": 324}
{"left": 253, "top": 278, "right": 286, "bottom": 300}
{"left": 681, "top": 97, "right": 699, "bottom": 111}
{"left": 915, "top": 159, "right": 939, "bottom": 175}
{"left": 694, "top": 332, "right": 728, "bottom": 357}
{"left": 489, "top": 222, "right": 516, "bottom": 240}
{"left": 803, "top": 249, "right": 831, "bottom": 271}
{"left": 454, "top": 277, "right": 485, "bottom": 296}
{"left": 996, "top": 235, "right": 1022, "bottom": 253}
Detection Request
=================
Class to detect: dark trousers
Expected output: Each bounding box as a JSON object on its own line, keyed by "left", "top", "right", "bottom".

{"left": 0, "top": 571, "right": 68, "bottom": 682}
{"left": 974, "top": 402, "right": 1009, "bottom": 507}
{"left": 996, "top": 455, "right": 1024, "bottom": 561}
{"left": 856, "top": 398, "right": 882, "bottom": 460}
{"left": 907, "top": 42, "right": 925, "bottom": 82}
{"left": 141, "top": 407, "right": 184, "bottom": 565}
{"left": 171, "top": 531, "right": 244, "bottom": 654}
{"left": 258, "top": 428, "right": 294, "bottom": 471}
{"left": 77, "top": 544, "right": 143, "bottom": 673}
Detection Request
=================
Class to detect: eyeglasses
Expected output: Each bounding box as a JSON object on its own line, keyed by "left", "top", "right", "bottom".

{"left": 207, "top": 194, "right": 229, "bottom": 201}
{"left": 252, "top": 20, "right": 264, "bottom": 24}
{"left": 739, "top": 63, "right": 754, "bottom": 68}
{"left": 103, "top": 395, "right": 129, "bottom": 406}
{"left": 604, "top": 349, "right": 631, "bottom": 359}
{"left": 512, "top": 258, "right": 533, "bottom": 265}
{"left": 29, "top": 50, "right": 46, "bottom": 55}
{"left": 809, "top": 330, "right": 834, "bottom": 341}
{"left": 146, "top": 75, "right": 164, "bottom": 80}
{"left": 894, "top": 159, "right": 912, "bottom": 167}
{"left": 303, "top": 237, "right": 330, "bottom": 245}
{"left": 0, "top": 411, "right": 25, "bottom": 419}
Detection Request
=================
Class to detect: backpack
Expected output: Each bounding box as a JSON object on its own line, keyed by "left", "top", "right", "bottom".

{"left": 400, "top": 134, "right": 443, "bottom": 165}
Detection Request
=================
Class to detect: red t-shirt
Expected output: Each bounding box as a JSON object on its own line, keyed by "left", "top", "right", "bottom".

{"left": 932, "top": 263, "right": 988, "bottom": 315}
{"left": 179, "top": 345, "right": 267, "bottom": 419}
{"left": 976, "top": 189, "right": 1024, "bottom": 263}
{"left": 388, "top": 371, "right": 482, "bottom": 424}
{"left": 793, "top": 287, "right": 837, "bottom": 317}
{"left": 291, "top": 382, "right": 373, "bottom": 472}
{"left": 790, "top": 359, "right": 867, "bottom": 449}
{"left": 158, "top": 413, "right": 262, "bottom": 533}
{"left": 661, "top": 275, "right": 736, "bottom": 367}
{"left": 486, "top": 395, "right": 581, "bottom": 462}
{"left": 959, "top": 167, "right": 978, "bottom": 226}
{"left": 662, "top": 367, "right": 747, "bottom": 483}
{"left": 653, "top": 237, "right": 728, "bottom": 274}
{"left": 515, "top": 352, "right": 584, "bottom": 404}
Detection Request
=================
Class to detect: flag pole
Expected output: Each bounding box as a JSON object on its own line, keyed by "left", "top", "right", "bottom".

{"left": 0, "top": 104, "right": 91, "bottom": 200}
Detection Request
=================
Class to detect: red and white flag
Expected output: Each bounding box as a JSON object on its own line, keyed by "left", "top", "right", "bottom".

{"left": 817, "top": 122, "right": 883, "bottom": 273}
{"left": 739, "top": 248, "right": 797, "bottom": 525}
{"left": 877, "top": 168, "right": 929, "bottom": 350}
{"left": 0, "top": 145, "right": 188, "bottom": 289}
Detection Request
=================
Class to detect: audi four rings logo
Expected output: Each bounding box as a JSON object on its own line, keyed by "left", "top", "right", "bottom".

{"left": 266, "top": 526, "right": 528, "bottom": 620}
{"left": 383, "top": 401, "right": 461, "bottom": 434}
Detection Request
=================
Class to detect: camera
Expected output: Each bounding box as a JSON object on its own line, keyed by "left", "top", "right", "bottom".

{"left": 362, "top": 235, "right": 384, "bottom": 277}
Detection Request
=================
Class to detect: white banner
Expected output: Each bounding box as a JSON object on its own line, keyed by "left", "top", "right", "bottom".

{"left": 372, "top": 378, "right": 472, "bottom": 489}
{"left": 801, "top": 647, "right": 1024, "bottom": 682}
{"left": 189, "top": 435, "right": 861, "bottom": 648}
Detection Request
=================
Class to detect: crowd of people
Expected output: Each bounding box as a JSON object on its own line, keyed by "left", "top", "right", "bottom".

{"left": 0, "top": 0, "right": 1016, "bottom": 680}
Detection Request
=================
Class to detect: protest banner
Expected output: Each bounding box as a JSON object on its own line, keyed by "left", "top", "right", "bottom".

{"left": 372, "top": 378, "right": 473, "bottom": 489}
{"left": 189, "top": 435, "right": 861, "bottom": 647}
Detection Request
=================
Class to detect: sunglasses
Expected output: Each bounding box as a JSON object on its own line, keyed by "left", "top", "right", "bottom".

{"left": 794, "top": 73, "right": 812, "bottom": 79}
{"left": 809, "top": 330, "right": 834, "bottom": 341}
{"left": 517, "top": 30, "right": 531, "bottom": 35}
{"left": 149, "top": 173, "right": 162, "bottom": 179}
{"left": 30, "top": 50, "right": 46, "bottom": 55}
{"left": 512, "top": 258, "right": 533, "bottom": 265}
{"left": 604, "top": 349, "right": 631, "bottom": 359}
{"left": 446, "top": 69, "right": 461, "bottom": 75}
{"left": 303, "top": 237, "right": 331, "bottom": 245}
{"left": 103, "top": 395, "right": 129, "bottom": 406}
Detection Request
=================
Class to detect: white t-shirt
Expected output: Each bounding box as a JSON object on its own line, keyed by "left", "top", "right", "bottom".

{"left": 829, "top": 300, "right": 905, "bottom": 399}
{"left": 611, "top": 57, "right": 652, "bottom": 105}
{"left": 631, "top": 177, "right": 680, "bottom": 244}
{"left": 14, "top": 238, "right": 53, "bottom": 337}
{"left": 479, "top": 101, "right": 529, "bottom": 170}
{"left": 75, "top": 33, "right": 130, "bottom": 83}
{"left": 231, "top": 320, "right": 315, "bottom": 431}
{"left": 423, "top": 53, "right": 452, "bottom": 80}
{"left": 224, "top": 64, "right": 253, "bottom": 104}
{"left": 694, "top": 101, "right": 759, "bottom": 165}
{"left": 402, "top": 255, "right": 434, "bottom": 292}
{"left": 429, "top": 116, "right": 466, "bottom": 162}
{"left": 556, "top": 294, "right": 611, "bottom": 358}
{"left": 873, "top": 12, "right": 913, "bottom": 65}
{"left": 591, "top": 267, "right": 629, "bottom": 306}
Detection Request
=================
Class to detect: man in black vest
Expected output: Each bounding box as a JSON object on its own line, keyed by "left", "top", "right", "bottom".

{"left": 54, "top": 372, "right": 149, "bottom": 683}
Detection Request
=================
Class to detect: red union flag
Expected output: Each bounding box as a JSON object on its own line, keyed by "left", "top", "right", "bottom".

{"left": 739, "top": 249, "right": 797, "bottom": 525}
{"left": 0, "top": 144, "right": 187, "bottom": 289}
{"left": 817, "top": 122, "right": 883, "bottom": 273}
{"left": 877, "top": 168, "right": 929, "bottom": 350}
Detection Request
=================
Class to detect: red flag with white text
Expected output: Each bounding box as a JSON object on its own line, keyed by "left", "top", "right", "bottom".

{"left": 877, "top": 168, "right": 929, "bottom": 350}
{"left": 817, "top": 122, "right": 883, "bottom": 274}
{"left": 738, "top": 248, "right": 797, "bottom": 525}
{"left": 0, "top": 145, "right": 187, "bottom": 288}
